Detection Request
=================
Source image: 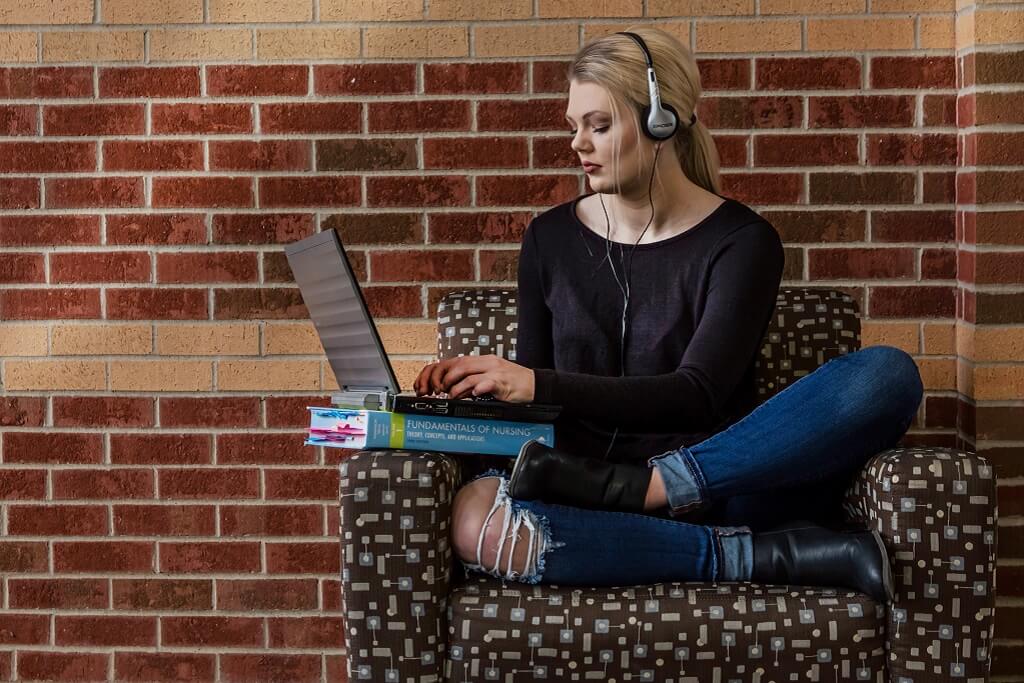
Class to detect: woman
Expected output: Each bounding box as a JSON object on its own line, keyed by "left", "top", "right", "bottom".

{"left": 413, "top": 28, "right": 922, "bottom": 601}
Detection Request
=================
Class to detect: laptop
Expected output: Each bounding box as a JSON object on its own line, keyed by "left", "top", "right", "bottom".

{"left": 283, "top": 229, "right": 562, "bottom": 423}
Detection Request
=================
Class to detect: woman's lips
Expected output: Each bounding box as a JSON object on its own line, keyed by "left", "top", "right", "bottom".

{"left": 582, "top": 163, "right": 601, "bottom": 173}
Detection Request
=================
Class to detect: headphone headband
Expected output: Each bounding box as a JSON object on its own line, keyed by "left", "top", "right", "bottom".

{"left": 615, "top": 31, "right": 682, "bottom": 141}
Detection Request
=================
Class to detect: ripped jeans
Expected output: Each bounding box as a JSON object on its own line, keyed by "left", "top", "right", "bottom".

{"left": 458, "top": 345, "right": 924, "bottom": 587}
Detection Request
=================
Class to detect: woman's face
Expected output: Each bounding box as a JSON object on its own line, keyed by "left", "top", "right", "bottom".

{"left": 565, "top": 79, "right": 654, "bottom": 195}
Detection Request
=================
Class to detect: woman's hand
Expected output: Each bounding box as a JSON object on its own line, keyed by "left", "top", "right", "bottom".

{"left": 414, "top": 354, "right": 535, "bottom": 403}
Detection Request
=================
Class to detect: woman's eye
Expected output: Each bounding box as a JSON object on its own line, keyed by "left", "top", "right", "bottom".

{"left": 569, "top": 126, "right": 608, "bottom": 135}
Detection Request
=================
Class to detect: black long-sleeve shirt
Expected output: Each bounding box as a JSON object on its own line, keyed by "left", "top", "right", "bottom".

{"left": 514, "top": 192, "right": 785, "bottom": 466}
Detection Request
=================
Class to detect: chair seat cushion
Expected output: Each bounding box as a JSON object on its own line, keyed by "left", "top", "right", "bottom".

{"left": 447, "top": 576, "right": 886, "bottom": 680}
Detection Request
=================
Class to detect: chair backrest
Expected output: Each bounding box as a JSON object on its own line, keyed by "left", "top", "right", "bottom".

{"left": 435, "top": 286, "right": 860, "bottom": 405}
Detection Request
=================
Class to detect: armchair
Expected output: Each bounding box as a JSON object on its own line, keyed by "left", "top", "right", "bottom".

{"left": 338, "top": 287, "right": 997, "bottom": 682}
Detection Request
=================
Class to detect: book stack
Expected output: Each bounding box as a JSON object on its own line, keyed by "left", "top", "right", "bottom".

{"left": 304, "top": 405, "right": 554, "bottom": 457}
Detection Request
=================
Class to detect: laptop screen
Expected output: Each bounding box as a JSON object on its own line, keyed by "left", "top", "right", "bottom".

{"left": 283, "top": 229, "right": 401, "bottom": 394}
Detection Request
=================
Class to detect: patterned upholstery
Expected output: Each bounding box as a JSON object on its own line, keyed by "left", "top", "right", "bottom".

{"left": 339, "top": 287, "right": 997, "bottom": 682}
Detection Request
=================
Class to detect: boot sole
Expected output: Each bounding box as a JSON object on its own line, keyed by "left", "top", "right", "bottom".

{"left": 870, "top": 528, "right": 895, "bottom": 604}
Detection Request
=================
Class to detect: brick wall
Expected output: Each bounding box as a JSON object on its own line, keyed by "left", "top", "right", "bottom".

{"left": 0, "top": 0, "right": 1021, "bottom": 680}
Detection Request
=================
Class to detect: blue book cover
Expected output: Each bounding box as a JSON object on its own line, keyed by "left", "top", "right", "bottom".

{"left": 305, "top": 407, "right": 555, "bottom": 457}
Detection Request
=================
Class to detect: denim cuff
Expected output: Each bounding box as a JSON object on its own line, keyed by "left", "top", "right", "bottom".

{"left": 713, "top": 526, "right": 753, "bottom": 582}
{"left": 646, "top": 446, "right": 708, "bottom": 517}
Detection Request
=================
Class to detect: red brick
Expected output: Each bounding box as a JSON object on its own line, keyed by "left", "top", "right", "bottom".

{"left": 53, "top": 397, "right": 153, "bottom": 428}
{"left": 9, "top": 579, "right": 108, "bottom": 610}
{"left": 363, "top": 285, "right": 422, "bottom": 317}
{"left": 115, "top": 653, "right": 215, "bottom": 683}
{"left": 17, "top": 652, "right": 109, "bottom": 683}
{"left": 46, "top": 177, "right": 144, "bottom": 208}
{"left": 159, "top": 397, "right": 261, "bottom": 428}
{"left": 220, "top": 504, "right": 323, "bottom": 536}
{"left": 112, "top": 579, "right": 212, "bottom": 611}
{"left": 477, "top": 174, "right": 577, "bottom": 206}
{"left": 159, "top": 542, "right": 261, "bottom": 573}
{"left": 924, "top": 171, "right": 956, "bottom": 203}
{"left": 207, "top": 65, "right": 308, "bottom": 96}
{"left": 99, "top": 67, "right": 200, "bottom": 98}
{"left": 107, "top": 214, "right": 206, "bottom": 245}
{"left": 209, "top": 140, "right": 310, "bottom": 171}
{"left": 158, "top": 468, "right": 260, "bottom": 500}
{"left": 923, "top": 93, "right": 957, "bottom": 126}
{"left": 480, "top": 249, "right": 516, "bottom": 280}
{"left": 367, "top": 175, "right": 469, "bottom": 207}
{"left": 0, "top": 141, "right": 95, "bottom": 172}
{"left": 477, "top": 98, "right": 562, "bottom": 131}
{"left": 267, "top": 616, "right": 344, "bottom": 649}
{"left": 216, "top": 579, "right": 318, "bottom": 610}
{"left": 809, "top": 172, "right": 915, "bottom": 204}
{"left": 259, "top": 176, "right": 360, "bottom": 207}
{"left": 217, "top": 433, "right": 315, "bottom": 465}
{"left": 322, "top": 579, "right": 341, "bottom": 610}
{"left": 3, "top": 432, "right": 102, "bottom": 464}
{"left": 156, "top": 252, "right": 258, "bottom": 283}
{"left": 973, "top": 251, "right": 1024, "bottom": 285}
{"left": 0, "top": 178, "right": 40, "bottom": 208}
{"left": 753, "top": 133, "right": 858, "bottom": 166}
{"left": 152, "top": 176, "right": 253, "bottom": 208}
{"left": 422, "top": 62, "right": 525, "bottom": 93}
{"left": 0, "top": 468, "right": 47, "bottom": 499}
{"left": 106, "top": 288, "right": 208, "bottom": 319}
{"left": 369, "top": 99, "right": 471, "bottom": 132}
{"left": 698, "top": 58, "right": 751, "bottom": 90}
{"left": 317, "top": 138, "right": 417, "bottom": 171}
{"left": 429, "top": 212, "right": 530, "bottom": 243}
{"left": 0, "top": 614, "right": 48, "bottom": 645}
{"left": 721, "top": 172, "right": 803, "bottom": 204}
{"left": 713, "top": 134, "right": 748, "bottom": 167}
{"left": 110, "top": 433, "right": 212, "bottom": 465}
{"left": 424, "top": 135, "right": 528, "bottom": 169}
{"left": 113, "top": 505, "right": 216, "bottom": 536}
{"left": 54, "top": 542, "right": 154, "bottom": 572}
{"left": 0, "top": 541, "right": 48, "bottom": 572}
{"left": 0, "top": 104, "right": 36, "bottom": 135}
{"left": 262, "top": 251, "right": 293, "bottom": 282}
{"left": 220, "top": 655, "right": 320, "bottom": 683}
{"left": 871, "top": 56, "right": 955, "bottom": 89}
{"left": 265, "top": 395, "right": 332, "bottom": 428}
{"left": 809, "top": 247, "right": 915, "bottom": 280}
{"left": 266, "top": 542, "right": 339, "bottom": 573}
{"left": 52, "top": 469, "right": 154, "bottom": 500}
{"left": 56, "top": 616, "right": 156, "bottom": 647}
{"left": 103, "top": 140, "right": 203, "bottom": 171}
{"left": 0, "top": 397, "right": 46, "bottom": 427}
{"left": 697, "top": 96, "right": 802, "bottom": 129}
{"left": 922, "top": 247, "right": 956, "bottom": 280}
{"left": 265, "top": 468, "right": 340, "bottom": 500}
{"left": 8, "top": 505, "right": 108, "bottom": 536}
{"left": 0, "top": 253, "right": 44, "bottom": 283}
{"left": 50, "top": 251, "right": 151, "bottom": 283}
{"left": 214, "top": 288, "right": 306, "bottom": 319}
{"left": 533, "top": 135, "right": 581, "bottom": 169}
{"left": 867, "top": 133, "right": 956, "bottom": 166}
{"left": 809, "top": 95, "right": 915, "bottom": 128}
{"left": 531, "top": 60, "right": 572, "bottom": 93}
{"left": 213, "top": 213, "right": 314, "bottom": 245}
{"left": 259, "top": 102, "right": 361, "bottom": 133}
{"left": 872, "top": 210, "right": 954, "bottom": 243}
{"left": 757, "top": 56, "right": 860, "bottom": 90}
{"left": 316, "top": 63, "right": 417, "bottom": 94}
{"left": 869, "top": 285, "right": 955, "bottom": 318}
{"left": 0, "top": 67, "right": 93, "bottom": 98}
{"left": 43, "top": 104, "right": 144, "bottom": 136}
{"left": 152, "top": 103, "right": 253, "bottom": 134}
{"left": 976, "top": 92, "right": 1024, "bottom": 125}
{"left": 162, "top": 616, "right": 263, "bottom": 647}
{"left": 0, "top": 288, "right": 100, "bottom": 319}
{"left": 370, "top": 249, "right": 473, "bottom": 282}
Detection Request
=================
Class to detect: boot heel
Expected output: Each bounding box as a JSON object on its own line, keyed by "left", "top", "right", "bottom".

{"left": 870, "top": 529, "right": 895, "bottom": 603}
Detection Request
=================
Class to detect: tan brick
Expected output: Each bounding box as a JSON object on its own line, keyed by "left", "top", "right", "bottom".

{"left": 873, "top": 0, "right": 952, "bottom": 10}
{"left": 922, "top": 322, "right": 955, "bottom": 355}
{"left": 956, "top": 321, "right": 974, "bottom": 360}
{"left": 920, "top": 16, "right": 955, "bottom": 49}
{"left": 43, "top": 31, "right": 145, "bottom": 63}
{"left": 474, "top": 24, "right": 579, "bottom": 58}
{"left": 209, "top": 0, "right": 313, "bottom": 23}
{"left": 538, "top": 0, "right": 642, "bottom": 17}
{"left": 110, "top": 360, "right": 212, "bottom": 391}
{"left": 149, "top": 29, "right": 252, "bottom": 62}
{"left": 649, "top": 0, "right": 752, "bottom": 16}
{"left": 975, "top": 8, "right": 1024, "bottom": 45}
{"left": 5, "top": 360, "right": 105, "bottom": 391}
{"left": 263, "top": 323, "right": 323, "bottom": 355}
{"left": 760, "top": 0, "right": 863, "bottom": 13}
{"left": 957, "top": 358, "right": 973, "bottom": 397}
{"left": 861, "top": 322, "right": 919, "bottom": 355}
{"left": 52, "top": 324, "right": 151, "bottom": 355}
{"left": 0, "top": 0, "right": 93, "bottom": 24}
{"left": 962, "top": 324, "right": 1024, "bottom": 362}
{"left": 217, "top": 360, "right": 320, "bottom": 390}
{"left": 583, "top": 21, "right": 690, "bottom": 47}
{"left": 378, "top": 322, "right": 438, "bottom": 355}
{"left": 256, "top": 28, "right": 359, "bottom": 60}
{"left": 0, "top": 32, "right": 39, "bottom": 62}
{"left": 807, "top": 18, "right": 915, "bottom": 51}
{"left": 156, "top": 323, "right": 258, "bottom": 356}
{"left": 0, "top": 325, "right": 48, "bottom": 356}
{"left": 917, "top": 357, "right": 956, "bottom": 391}
{"left": 696, "top": 20, "right": 801, "bottom": 53}
{"left": 102, "top": 0, "right": 204, "bottom": 24}
{"left": 973, "top": 364, "right": 1024, "bottom": 400}
{"left": 955, "top": 11, "right": 974, "bottom": 51}
{"left": 428, "top": 0, "right": 532, "bottom": 20}
{"left": 320, "top": 0, "right": 422, "bottom": 21}
{"left": 365, "top": 26, "right": 468, "bottom": 59}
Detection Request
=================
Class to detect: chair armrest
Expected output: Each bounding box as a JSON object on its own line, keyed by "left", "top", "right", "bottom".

{"left": 843, "top": 447, "right": 997, "bottom": 682}
{"left": 339, "top": 448, "right": 462, "bottom": 682}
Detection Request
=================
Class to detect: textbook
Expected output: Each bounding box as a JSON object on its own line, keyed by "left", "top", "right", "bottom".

{"left": 305, "top": 406, "right": 554, "bottom": 457}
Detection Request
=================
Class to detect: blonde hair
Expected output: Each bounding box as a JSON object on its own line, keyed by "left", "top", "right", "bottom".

{"left": 566, "top": 26, "right": 721, "bottom": 195}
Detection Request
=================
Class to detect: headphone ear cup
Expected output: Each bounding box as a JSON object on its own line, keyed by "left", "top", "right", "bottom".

{"left": 661, "top": 101, "right": 680, "bottom": 136}
{"left": 639, "top": 103, "right": 654, "bottom": 140}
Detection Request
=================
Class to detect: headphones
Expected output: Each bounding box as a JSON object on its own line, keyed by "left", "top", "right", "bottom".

{"left": 595, "top": 31, "right": 686, "bottom": 459}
